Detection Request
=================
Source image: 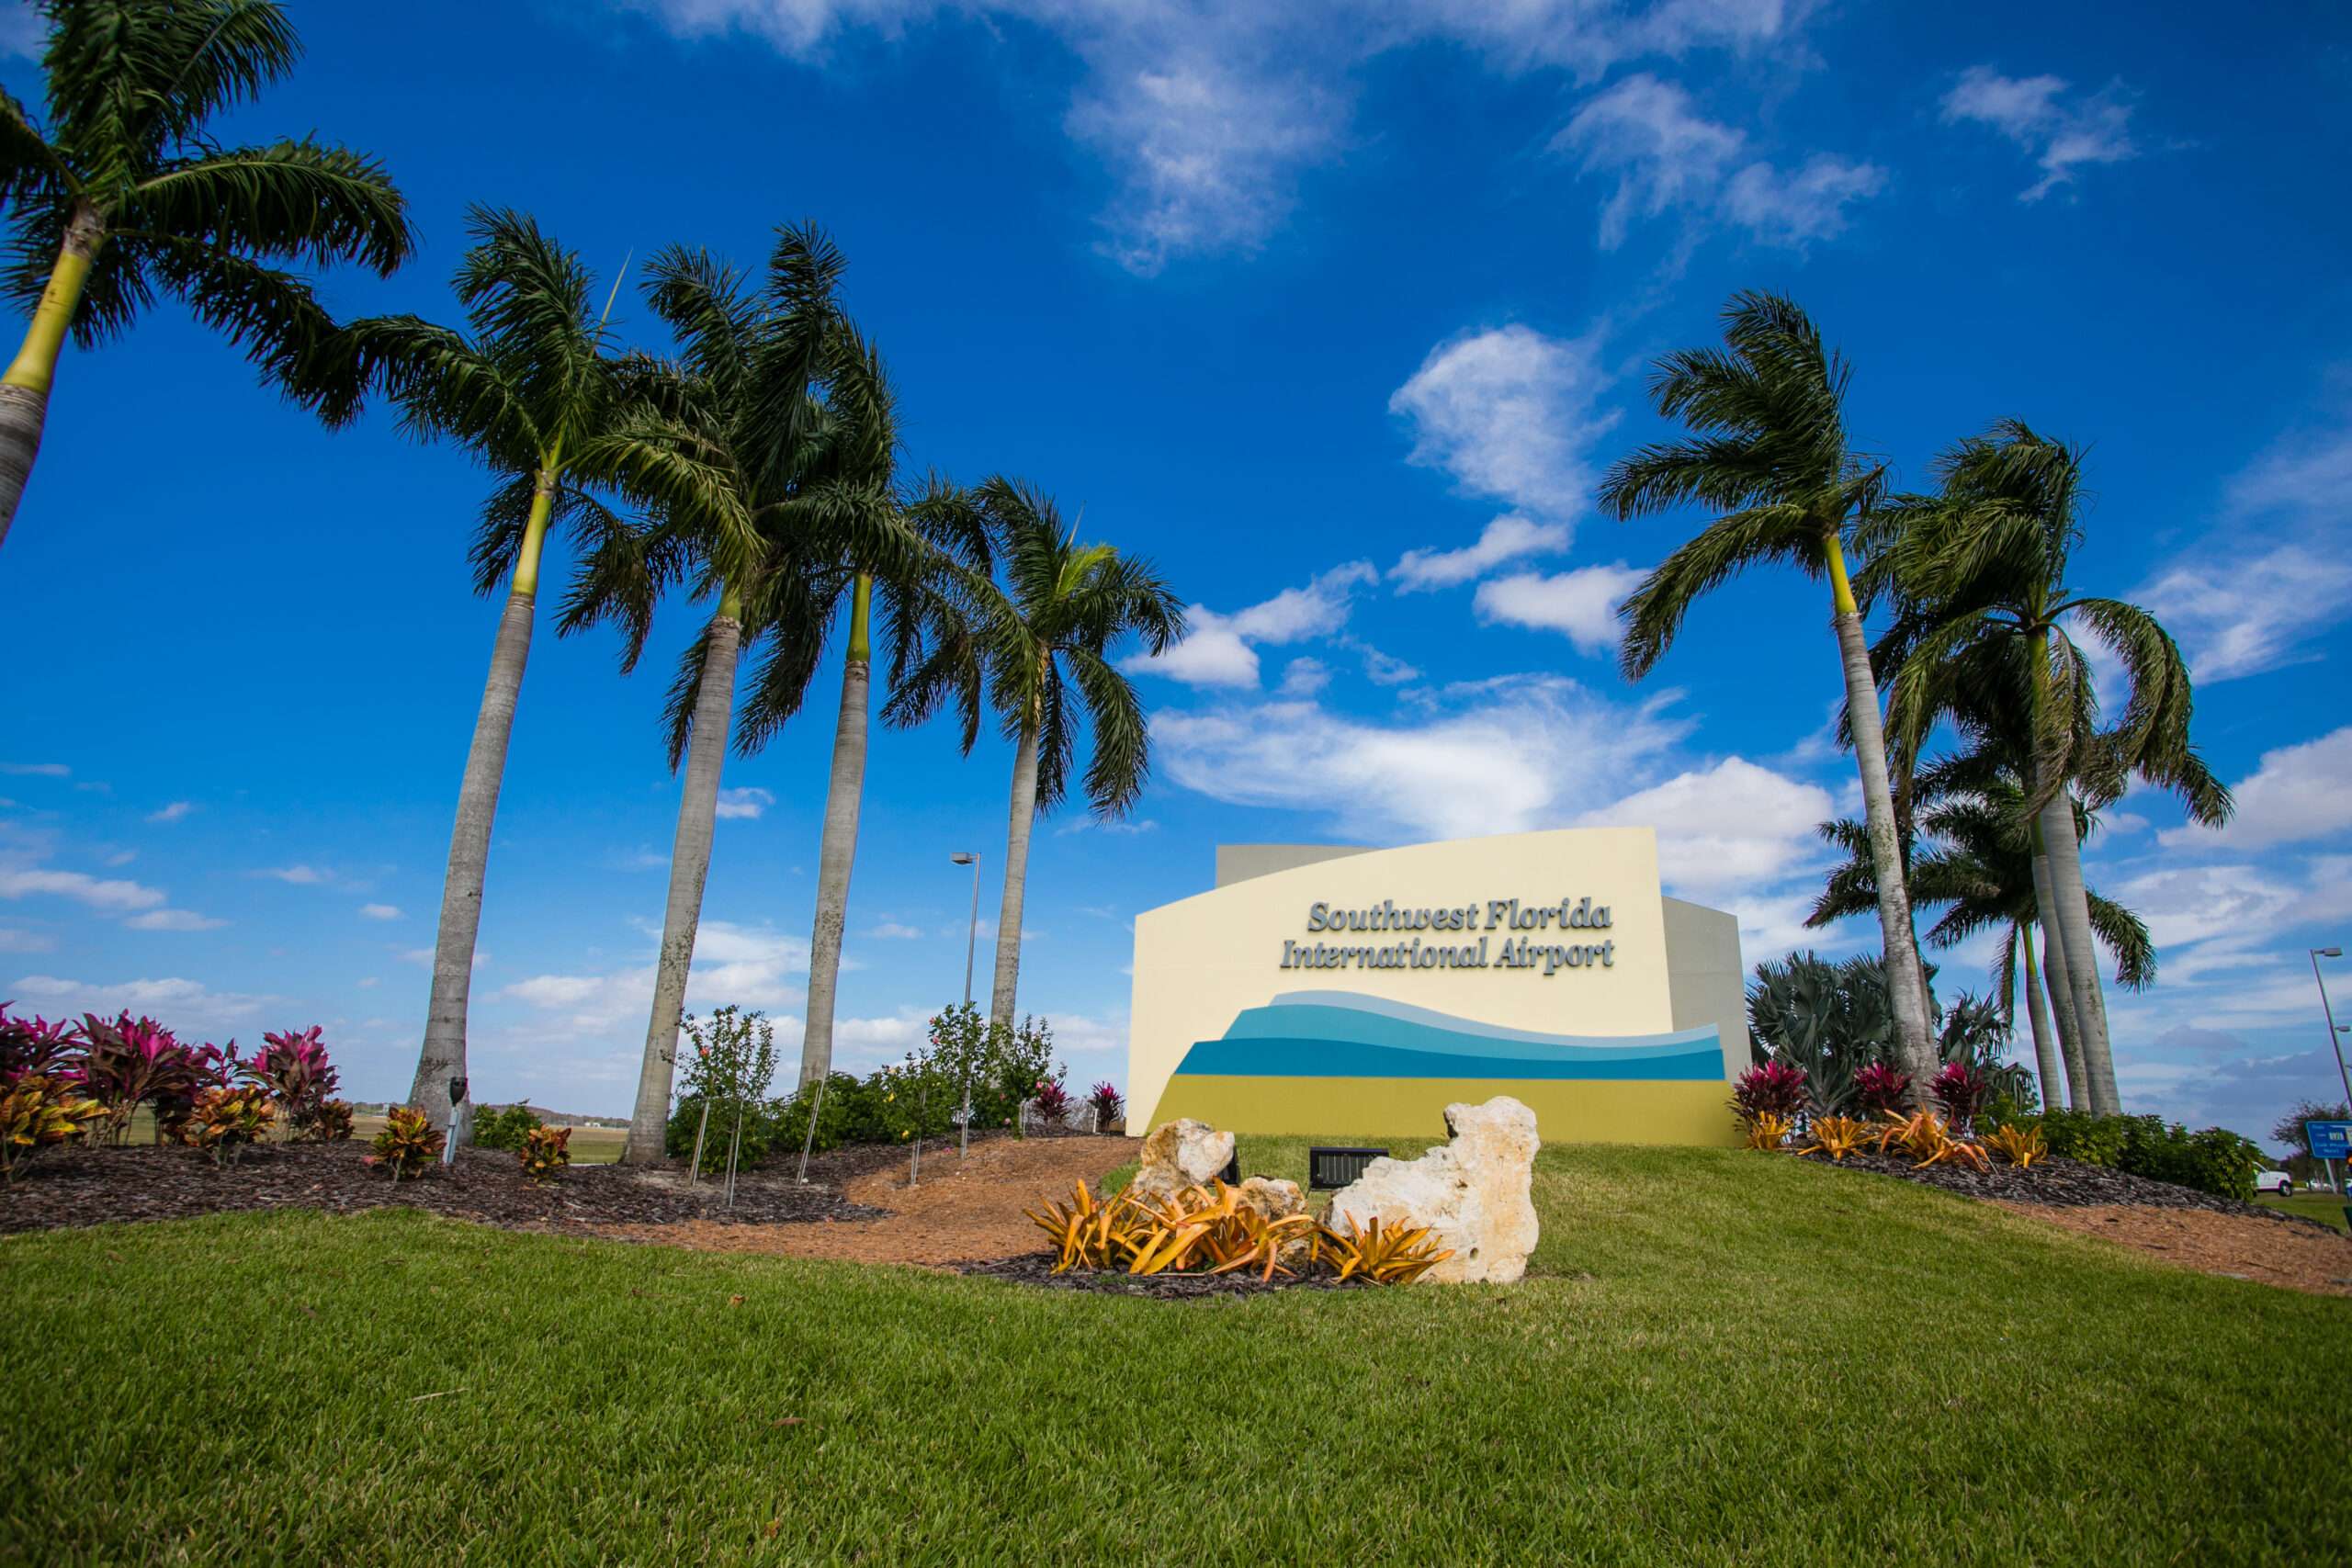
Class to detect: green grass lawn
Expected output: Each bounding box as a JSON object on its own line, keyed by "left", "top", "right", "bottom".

{"left": 5, "top": 1141, "right": 2346, "bottom": 1565}
{"left": 2256, "top": 1189, "right": 2352, "bottom": 1232}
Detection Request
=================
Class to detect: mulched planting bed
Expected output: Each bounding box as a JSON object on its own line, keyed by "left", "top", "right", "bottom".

{"left": 959, "top": 1253, "right": 1371, "bottom": 1299}
{"left": 0, "top": 1140, "right": 888, "bottom": 1235}
{"left": 1821, "top": 1149, "right": 2341, "bottom": 1231}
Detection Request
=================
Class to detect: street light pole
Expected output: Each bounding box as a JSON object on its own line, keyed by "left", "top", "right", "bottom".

{"left": 2312, "top": 947, "right": 2351, "bottom": 1104}
{"left": 953, "top": 851, "right": 982, "bottom": 1158}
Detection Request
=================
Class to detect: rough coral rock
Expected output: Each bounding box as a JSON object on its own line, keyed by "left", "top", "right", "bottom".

{"left": 1128, "top": 1118, "right": 1235, "bottom": 1204}
{"left": 1320, "top": 1096, "right": 1540, "bottom": 1283}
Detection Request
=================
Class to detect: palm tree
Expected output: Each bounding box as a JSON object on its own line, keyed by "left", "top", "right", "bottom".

{"left": 1869, "top": 422, "right": 2231, "bottom": 1115}
{"left": 0, "top": 0, "right": 413, "bottom": 555}
{"left": 571, "top": 230, "right": 971, "bottom": 1158}
{"left": 890, "top": 479, "right": 1182, "bottom": 1030}
{"left": 1808, "top": 765, "right": 2154, "bottom": 1111}
{"left": 338, "top": 209, "right": 631, "bottom": 1134}
{"left": 1600, "top": 291, "right": 1938, "bottom": 1093}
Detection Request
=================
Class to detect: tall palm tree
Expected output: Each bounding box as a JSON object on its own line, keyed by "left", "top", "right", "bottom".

{"left": 0, "top": 0, "right": 413, "bottom": 555}
{"left": 571, "top": 231, "right": 967, "bottom": 1158}
{"left": 338, "top": 209, "right": 631, "bottom": 1134}
{"left": 783, "top": 466, "right": 989, "bottom": 1092}
{"left": 1869, "top": 422, "right": 2231, "bottom": 1115}
{"left": 889, "top": 479, "right": 1182, "bottom": 1030}
{"left": 1809, "top": 766, "right": 2154, "bottom": 1111}
{"left": 1600, "top": 291, "right": 1938, "bottom": 1093}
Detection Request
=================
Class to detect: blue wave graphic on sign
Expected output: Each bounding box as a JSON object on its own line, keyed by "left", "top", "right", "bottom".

{"left": 1171, "top": 993, "right": 1722, "bottom": 1081}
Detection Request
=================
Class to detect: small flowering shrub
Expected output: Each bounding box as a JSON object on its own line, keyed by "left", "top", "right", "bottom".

{"left": 0, "top": 1004, "right": 74, "bottom": 1083}
{"left": 1085, "top": 1080, "right": 1124, "bottom": 1130}
{"left": 1986, "top": 1123, "right": 2046, "bottom": 1168}
{"left": 0, "top": 1075, "right": 104, "bottom": 1181}
{"left": 368, "top": 1106, "right": 444, "bottom": 1182}
{"left": 1730, "top": 1062, "right": 1805, "bottom": 1126}
{"left": 1030, "top": 1077, "right": 1073, "bottom": 1129}
{"left": 1743, "top": 1111, "right": 1794, "bottom": 1151}
{"left": 1854, "top": 1063, "right": 1911, "bottom": 1118}
{"left": 183, "top": 1085, "right": 276, "bottom": 1167}
{"left": 73, "top": 1013, "right": 200, "bottom": 1142}
{"left": 1928, "top": 1062, "right": 1989, "bottom": 1128}
{"left": 518, "top": 1123, "right": 571, "bottom": 1183}
{"left": 1793, "top": 1113, "right": 1871, "bottom": 1162}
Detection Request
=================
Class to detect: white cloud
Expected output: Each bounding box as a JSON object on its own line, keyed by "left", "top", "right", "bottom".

{"left": 1351, "top": 641, "right": 1420, "bottom": 686}
{"left": 499, "top": 919, "right": 812, "bottom": 1035}
{"left": 255, "top": 864, "right": 330, "bottom": 885}
{"left": 2138, "top": 420, "right": 2352, "bottom": 682}
{"left": 1554, "top": 73, "right": 1881, "bottom": 247}
{"left": 1390, "top": 326, "right": 1616, "bottom": 526}
{"left": 1274, "top": 657, "right": 1329, "bottom": 698}
{"left": 0, "top": 867, "right": 168, "bottom": 913}
{"left": 1577, "top": 757, "right": 1834, "bottom": 908}
{"left": 632, "top": 3, "right": 1812, "bottom": 273}
{"left": 1153, "top": 674, "right": 1693, "bottom": 841}
{"left": 0, "top": 926, "right": 54, "bottom": 953}
{"left": 5, "top": 974, "right": 276, "bottom": 1031}
{"left": 123, "top": 909, "right": 226, "bottom": 932}
{"left": 868, "top": 920, "right": 927, "bottom": 939}
{"left": 1939, "top": 65, "right": 2139, "bottom": 201}
{"left": 1473, "top": 562, "right": 1646, "bottom": 655}
{"left": 358, "top": 903, "right": 404, "bottom": 921}
{"left": 1126, "top": 561, "right": 1376, "bottom": 689}
{"left": 1719, "top": 153, "right": 1886, "bottom": 243}
{"left": 1390, "top": 514, "right": 1569, "bottom": 592}
{"left": 714, "top": 787, "right": 776, "bottom": 819}
{"left": 145, "top": 801, "right": 196, "bottom": 825}
{"left": 0, "top": 762, "right": 68, "bottom": 777}
{"left": 2158, "top": 727, "right": 2352, "bottom": 852}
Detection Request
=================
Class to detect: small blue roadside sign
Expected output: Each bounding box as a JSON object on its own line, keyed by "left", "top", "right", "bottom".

{"left": 2307, "top": 1121, "right": 2352, "bottom": 1160}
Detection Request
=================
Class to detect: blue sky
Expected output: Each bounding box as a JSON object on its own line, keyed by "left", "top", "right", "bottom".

{"left": 2, "top": 0, "right": 2347, "bottom": 1143}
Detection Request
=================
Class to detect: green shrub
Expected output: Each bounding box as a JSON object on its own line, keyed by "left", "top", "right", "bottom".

{"left": 474, "top": 1102, "right": 544, "bottom": 1153}
{"left": 368, "top": 1106, "right": 442, "bottom": 1182}
{"left": 664, "top": 1094, "right": 790, "bottom": 1176}
{"left": 2035, "top": 1110, "right": 2263, "bottom": 1200}
{"left": 519, "top": 1124, "right": 571, "bottom": 1184}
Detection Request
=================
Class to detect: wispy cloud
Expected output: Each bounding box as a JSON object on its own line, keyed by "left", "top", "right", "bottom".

{"left": 123, "top": 909, "right": 226, "bottom": 932}
{"left": 1391, "top": 325, "right": 1617, "bottom": 530}
{"left": 2158, "top": 726, "right": 2352, "bottom": 853}
{"left": 145, "top": 801, "right": 196, "bottom": 825}
{"left": 1555, "top": 73, "right": 1883, "bottom": 248}
{"left": 1390, "top": 515, "right": 1569, "bottom": 593}
{"left": 254, "top": 864, "right": 331, "bottom": 886}
{"left": 1125, "top": 561, "right": 1377, "bottom": 689}
{"left": 714, "top": 787, "right": 776, "bottom": 820}
{"left": 1939, "top": 65, "right": 2140, "bottom": 201}
{"left": 358, "top": 903, "right": 404, "bottom": 921}
{"left": 0, "top": 762, "right": 69, "bottom": 777}
{"left": 0, "top": 867, "right": 167, "bottom": 913}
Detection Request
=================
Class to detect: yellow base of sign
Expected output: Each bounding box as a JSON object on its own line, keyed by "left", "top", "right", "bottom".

{"left": 1151, "top": 1074, "right": 1742, "bottom": 1145}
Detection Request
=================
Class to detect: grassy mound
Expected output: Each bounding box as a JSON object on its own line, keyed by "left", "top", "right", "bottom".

{"left": 4, "top": 1142, "right": 2346, "bottom": 1563}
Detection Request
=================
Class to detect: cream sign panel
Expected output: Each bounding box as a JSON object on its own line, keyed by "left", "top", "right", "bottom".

{"left": 1126, "top": 828, "right": 1684, "bottom": 1129}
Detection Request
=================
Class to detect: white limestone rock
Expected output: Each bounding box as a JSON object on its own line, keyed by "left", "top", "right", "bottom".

{"left": 1320, "top": 1096, "right": 1540, "bottom": 1283}
{"left": 1128, "top": 1117, "right": 1235, "bottom": 1204}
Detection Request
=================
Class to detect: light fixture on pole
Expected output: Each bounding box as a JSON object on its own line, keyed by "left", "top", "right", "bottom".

{"left": 2313, "top": 947, "right": 2351, "bottom": 1104}
{"left": 952, "top": 851, "right": 982, "bottom": 1157}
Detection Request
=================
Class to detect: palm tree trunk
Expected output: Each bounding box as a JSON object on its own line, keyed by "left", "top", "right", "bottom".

{"left": 2018, "top": 920, "right": 2062, "bottom": 1113}
{"left": 0, "top": 205, "right": 103, "bottom": 556}
{"left": 988, "top": 716, "right": 1042, "bottom": 1031}
{"left": 621, "top": 592, "right": 746, "bottom": 1164}
{"left": 2040, "top": 791, "right": 2120, "bottom": 1115}
{"left": 410, "top": 462, "right": 559, "bottom": 1134}
{"left": 797, "top": 574, "right": 872, "bottom": 1091}
{"left": 2031, "top": 846, "right": 2088, "bottom": 1110}
{"left": 1823, "top": 537, "right": 1936, "bottom": 1097}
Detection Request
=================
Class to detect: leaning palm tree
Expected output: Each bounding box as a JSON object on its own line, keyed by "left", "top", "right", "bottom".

{"left": 890, "top": 479, "right": 1182, "bottom": 1030}
{"left": 1600, "top": 291, "right": 1938, "bottom": 1093}
{"left": 1809, "top": 766, "right": 2154, "bottom": 1111}
{"left": 338, "top": 209, "right": 630, "bottom": 1134}
{"left": 1868, "top": 422, "right": 2231, "bottom": 1115}
{"left": 0, "top": 0, "right": 413, "bottom": 555}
